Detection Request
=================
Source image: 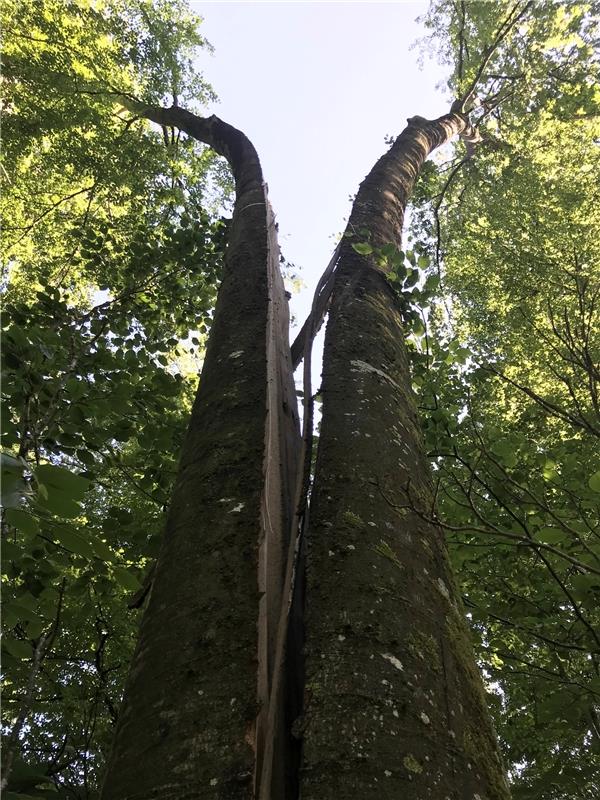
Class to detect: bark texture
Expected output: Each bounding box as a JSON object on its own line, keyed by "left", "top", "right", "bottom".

{"left": 101, "top": 111, "right": 300, "bottom": 800}
{"left": 300, "top": 114, "right": 511, "bottom": 799}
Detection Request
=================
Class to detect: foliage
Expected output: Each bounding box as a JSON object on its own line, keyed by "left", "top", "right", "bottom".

{"left": 408, "top": 3, "right": 600, "bottom": 798}
{"left": 1, "top": 2, "right": 229, "bottom": 796}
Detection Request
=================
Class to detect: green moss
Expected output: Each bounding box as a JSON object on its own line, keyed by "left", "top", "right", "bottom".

{"left": 407, "top": 631, "right": 440, "bottom": 671}
{"left": 343, "top": 510, "right": 364, "bottom": 527}
{"left": 373, "top": 540, "right": 402, "bottom": 570}
{"left": 402, "top": 753, "right": 423, "bottom": 774}
{"left": 444, "top": 613, "right": 511, "bottom": 799}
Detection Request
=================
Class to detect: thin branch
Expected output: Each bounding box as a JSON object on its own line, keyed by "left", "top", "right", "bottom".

{"left": 452, "top": 1, "right": 534, "bottom": 113}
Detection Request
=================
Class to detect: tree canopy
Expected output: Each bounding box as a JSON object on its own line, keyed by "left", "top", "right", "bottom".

{"left": 1, "top": 2, "right": 599, "bottom": 799}
{"left": 2, "top": 2, "right": 228, "bottom": 795}
{"left": 409, "top": 3, "right": 600, "bottom": 796}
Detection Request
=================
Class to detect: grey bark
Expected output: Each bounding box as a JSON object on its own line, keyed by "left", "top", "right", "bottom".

{"left": 300, "top": 113, "right": 511, "bottom": 799}
{"left": 101, "top": 109, "right": 300, "bottom": 800}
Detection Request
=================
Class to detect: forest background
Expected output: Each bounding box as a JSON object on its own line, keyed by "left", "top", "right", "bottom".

{"left": 1, "top": 1, "right": 599, "bottom": 799}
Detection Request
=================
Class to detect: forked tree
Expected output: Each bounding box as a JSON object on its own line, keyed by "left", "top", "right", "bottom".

{"left": 100, "top": 7, "right": 533, "bottom": 798}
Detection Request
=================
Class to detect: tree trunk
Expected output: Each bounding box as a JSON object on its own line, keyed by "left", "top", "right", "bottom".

{"left": 300, "top": 114, "right": 511, "bottom": 799}
{"left": 101, "top": 111, "right": 300, "bottom": 800}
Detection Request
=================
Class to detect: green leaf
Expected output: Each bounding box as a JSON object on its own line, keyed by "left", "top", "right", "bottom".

{"left": 588, "top": 470, "right": 600, "bottom": 492}
{"left": 491, "top": 441, "right": 518, "bottom": 468}
{"left": 537, "top": 527, "right": 566, "bottom": 545}
{"left": 112, "top": 565, "right": 142, "bottom": 591}
{"left": 91, "top": 537, "right": 116, "bottom": 563}
{"left": 351, "top": 242, "right": 373, "bottom": 255}
{"left": 1, "top": 452, "right": 23, "bottom": 470}
{"left": 380, "top": 243, "right": 397, "bottom": 259}
{"left": 417, "top": 254, "right": 430, "bottom": 268}
{"left": 4, "top": 508, "right": 40, "bottom": 536}
{"left": 35, "top": 464, "right": 89, "bottom": 502}
{"left": 404, "top": 268, "right": 420, "bottom": 288}
{"left": 423, "top": 274, "right": 440, "bottom": 293}
{"left": 36, "top": 493, "right": 82, "bottom": 519}
{"left": 51, "top": 527, "right": 96, "bottom": 559}
{"left": 1, "top": 453, "right": 28, "bottom": 507}
{"left": 412, "top": 318, "right": 426, "bottom": 337}
{"left": 3, "top": 638, "right": 32, "bottom": 660}
{"left": 454, "top": 347, "right": 471, "bottom": 364}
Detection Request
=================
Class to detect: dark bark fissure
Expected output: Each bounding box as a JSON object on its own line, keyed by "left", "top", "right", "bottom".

{"left": 101, "top": 106, "right": 510, "bottom": 800}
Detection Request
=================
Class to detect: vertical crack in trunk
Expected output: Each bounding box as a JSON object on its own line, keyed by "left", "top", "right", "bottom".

{"left": 256, "top": 189, "right": 301, "bottom": 799}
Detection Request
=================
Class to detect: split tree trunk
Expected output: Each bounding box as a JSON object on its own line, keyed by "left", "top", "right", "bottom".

{"left": 300, "top": 114, "right": 511, "bottom": 799}
{"left": 102, "top": 108, "right": 511, "bottom": 800}
{"left": 101, "top": 110, "right": 300, "bottom": 800}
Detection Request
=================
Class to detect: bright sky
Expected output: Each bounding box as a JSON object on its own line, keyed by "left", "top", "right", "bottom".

{"left": 191, "top": 0, "right": 450, "bottom": 332}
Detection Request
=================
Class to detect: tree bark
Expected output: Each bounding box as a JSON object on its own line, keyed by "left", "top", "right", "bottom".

{"left": 300, "top": 113, "right": 511, "bottom": 799}
{"left": 101, "top": 110, "right": 300, "bottom": 800}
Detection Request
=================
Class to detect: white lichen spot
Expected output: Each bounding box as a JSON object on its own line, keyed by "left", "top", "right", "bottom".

{"left": 393, "top": 709, "right": 399, "bottom": 718}
{"left": 229, "top": 350, "right": 244, "bottom": 359}
{"left": 350, "top": 359, "right": 402, "bottom": 390}
{"left": 338, "top": 635, "right": 346, "bottom": 642}
{"left": 219, "top": 498, "right": 233, "bottom": 503}
{"left": 381, "top": 653, "right": 404, "bottom": 671}
{"left": 210, "top": 778, "right": 218, "bottom": 786}
{"left": 329, "top": 550, "right": 335, "bottom": 557}
{"left": 229, "top": 503, "right": 245, "bottom": 513}
{"left": 473, "top": 795, "right": 482, "bottom": 800}
{"left": 347, "top": 544, "right": 356, "bottom": 550}
{"left": 436, "top": 577, "right": 450, "bottom": 600}
{"left": 384, "top": 770, "right": 392, "bottom": 777}
{"left": 381, "top": 679, "right": 390, "bottom": 686}
{"left": 420, "top": 712, "right": 430, "bottom": 725}
{"left": 368, "top": 521, "right": 376, "bottom": 527}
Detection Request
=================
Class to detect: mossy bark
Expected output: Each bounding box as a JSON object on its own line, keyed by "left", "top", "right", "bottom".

{"left": 101, "top": 114, "right": 300, "bottom": 800}
{"left": 300, "top": 115, "right": 511, "bottom": 799}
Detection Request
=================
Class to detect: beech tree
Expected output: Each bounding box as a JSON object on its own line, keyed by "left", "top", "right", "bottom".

{"left": 2, "top": 2, "right": 598, "bottom": 800}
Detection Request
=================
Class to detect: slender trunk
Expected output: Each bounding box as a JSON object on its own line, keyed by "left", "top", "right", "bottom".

{"left": 101, "top": 111, "right": 300, "bottom": 799}
{"left": 300, "top": 114, "right": 511, "bottom": 798}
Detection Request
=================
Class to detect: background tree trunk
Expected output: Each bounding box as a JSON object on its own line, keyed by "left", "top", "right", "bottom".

{"left": 300, "top": 114, "right": 511, "bottom": 799}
